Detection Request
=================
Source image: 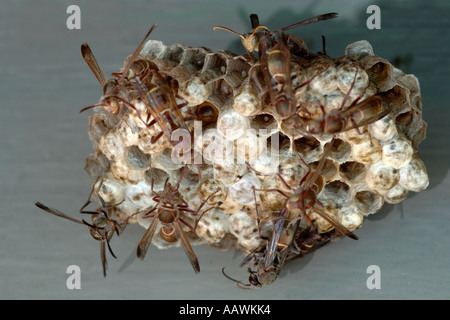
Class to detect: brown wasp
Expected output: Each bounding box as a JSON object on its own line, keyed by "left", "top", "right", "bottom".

{"left": 223, "top": 139, "right": 358, "bottom": 288}
{"left": 134, "top": 77, "right": 193, "bottom": 144}
{"left": 255, "top": 149, "right": 357, "bottom": 286}
{"left": 223, "top": 220, "right": 329, "bottom": 288}
{"left": 222, "top": 218, "right": 302, "bottom": 289}
{"left": 79, "top": 24, "right": 158, "bottom": 125}
{"left": 134, "top": 76, "right": 202, "bottom": 178}
{"left": 223, "top": 223, "right": 338, "bottom": 288}
{"left": 215, "top": 13, "right": 337, "bottom": 121}
{"left": 35, "top": 180, "right": 124, "bottom": 277}
{"left": 265, "top": 30, "right": 329, "bottom": 121}
{"left": 285, "top": 66, "right": 402, "bottom": 139}
{"left": 250, "top": 140, "right": 358, "bottom": 241}
{"left": 213, "top": 13, "right": 337, "bottom": 58}
{"left": 136, "top": 168, "right": 218, "bottom": 273}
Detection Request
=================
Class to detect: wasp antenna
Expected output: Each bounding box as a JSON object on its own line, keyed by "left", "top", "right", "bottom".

{"left": 221, "top": 267, "right": 252, "bottom": 289}
{"left": 249, "top": 25, "right": 269, "bottom": 37}
{"left": 213, "top": 26, "right": 246, "bottom": 40}
{"left": 79, "top": 104, "right": 102, "bottom": 113}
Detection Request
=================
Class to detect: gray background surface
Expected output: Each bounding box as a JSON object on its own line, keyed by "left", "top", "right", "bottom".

{"left": 1, "top": 0, "right": 449, "bottom": 299}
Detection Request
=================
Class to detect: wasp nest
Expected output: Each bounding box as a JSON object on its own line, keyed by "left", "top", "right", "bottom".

{"left": 84, "top": 37, "right": 428, "bottom": 257}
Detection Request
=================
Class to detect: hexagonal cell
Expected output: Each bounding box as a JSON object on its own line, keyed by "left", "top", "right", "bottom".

{"left": 250, "top": 113, "right": 278, "bottom": 134}
{"left": 223, "top": 56, "right": 250, "bottom": 88}
{"left": 267, "top": 130, "right": 290, "bottom": 153}
{"left": 337, "top": 63, "right": 368, "bottom": 98}
{"left": 258, "top": 179, "right": 287, "bottom": 213}
{"left": 322, "top": 180, "right": 351, "bottom": 206}
{"left": 396, "top": 110, "right": 414, "bottom": 131}
{"left": 195, "top": 101, "right": 220, "bottom": 128}
{"left": 339, "top": 161, "right": 366, "bottom": 184}
{"left": 232, "top": 82, "right": 262, "bottom": 117}
{"left": 277, "top": 153, "right": 309, "bottom": 190}
{"left": 228, "top": 210, "right": 261, "bottom": 252}
{"left": 137, "top": 127, "right": 171, "bottom": 155}
{"left": 144, "top": 167, "right": 169, "bottom": 190}
{"left": 84, "top": 151, "right": 110, "bottom": 184}
{"left": 235, "top": 129, "right": 264, "bottom": 163}
{"left": 164, "top": 44, "right": 185, "bottom": 66}
{"left": 93, "top": 176, "right": 126, "bottom": 207}
{"left": 398, "top": 154, "right": 429, "bottom": 192}
{"left": 152, "top": 148, "right": 185, "bottom": 172}
{"left": 110, "top": 159, "right": 144, "bottom": 184}
{"left": 141, "top": 40, "right": 167, "bottom": 60}
{"left": 125, "top": 181, "right": 155, "bottom": 208}
{"left": 309, "top": 63, "right": 338, "bottom": 95}
{"left": 209, "top": 79, "right": 234, "bottom": 107}
{"left": 366, "top": 162, "right": 399, "bottom": 192}
{"left": 279, "top": 115, "right": 306, "bottom": 140}
{"left": 366, "top": 61, "right": 389, "bottom": 85}
{"left": 325, "top": 138, "right": 351, "bottom": 163}
{"left": 309, "top": 158, "right": 338, "bottom": 183}
{"left": 353, "top": 190, "right": 383, "bottom": 215}
{"left": 218, "top": 79, "right": 234, "bottom": 98}
{"left": 384, "top": 184, "right": 408, "bottom": 204}
{"left": 181, "top": 47, "right": 209, "bottom": 72}
{"left": 213, "top": 159, "right": 246, "bottom": 186}
{"left": 228, "top": 172, "right": 262, "bottom": 205}
{"left": 339, "top": 205, "right": 364, "bottom": 231}
{"left": 88, "top": 115, "right": 110, "bottom": 143}
{"left": 124, "top": 145, "right": 151, "bottom": 171}
{"left": 194, "top": 127, "right": 234, "bottom": 165}
{"left": 351, "top": 138, "right": 382, "bottom": 164}
{"left": 197, "top": 173, "right": 227, "bottom": 206}
{"left": 217, "top": 108, "right": 250, "bottom": 141}
{"left": 195, "top": 208, "right": 229, "bottom": 244}
{"left": 345, "top": 40, "right": 374, "bottom": 58}
{"left": 203, "top": 53, "right": 228, "bottom": 78}
{"left": 382, "top": 137, "right": 414, "bottom": 169}
{"left": 294, "top": 136, "right": 321, "bottom": 162}
{"left": 369, "top": 114, "right": 397, "bottom": 141}
{"left": 98, "top": 129, "right": 126, "bottom": 162}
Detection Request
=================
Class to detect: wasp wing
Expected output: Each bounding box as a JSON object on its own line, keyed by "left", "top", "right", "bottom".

{"left": 81, "top": 43, "right": 107, "bottom": 87}
{"left": 174, "top": 220, "right": 200, "bottom": 274}
{"left": 312, "top": 204, "right": 358, "bottom": 240}
{"left": 35, "top": 202, "right": 85, "bottom": 226}
{"left": 136, "top": 216, "right": 159, "bottom": 261}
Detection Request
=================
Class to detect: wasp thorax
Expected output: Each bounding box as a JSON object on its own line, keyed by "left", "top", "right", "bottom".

{"left": 158, "top": 209, "right": 176, "bottom": 224}
{"left": 90, "top": 215, "right": 116, "bottom": 240}
{"left": 258, "top": 270, "right": 279, "bottom": 286}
